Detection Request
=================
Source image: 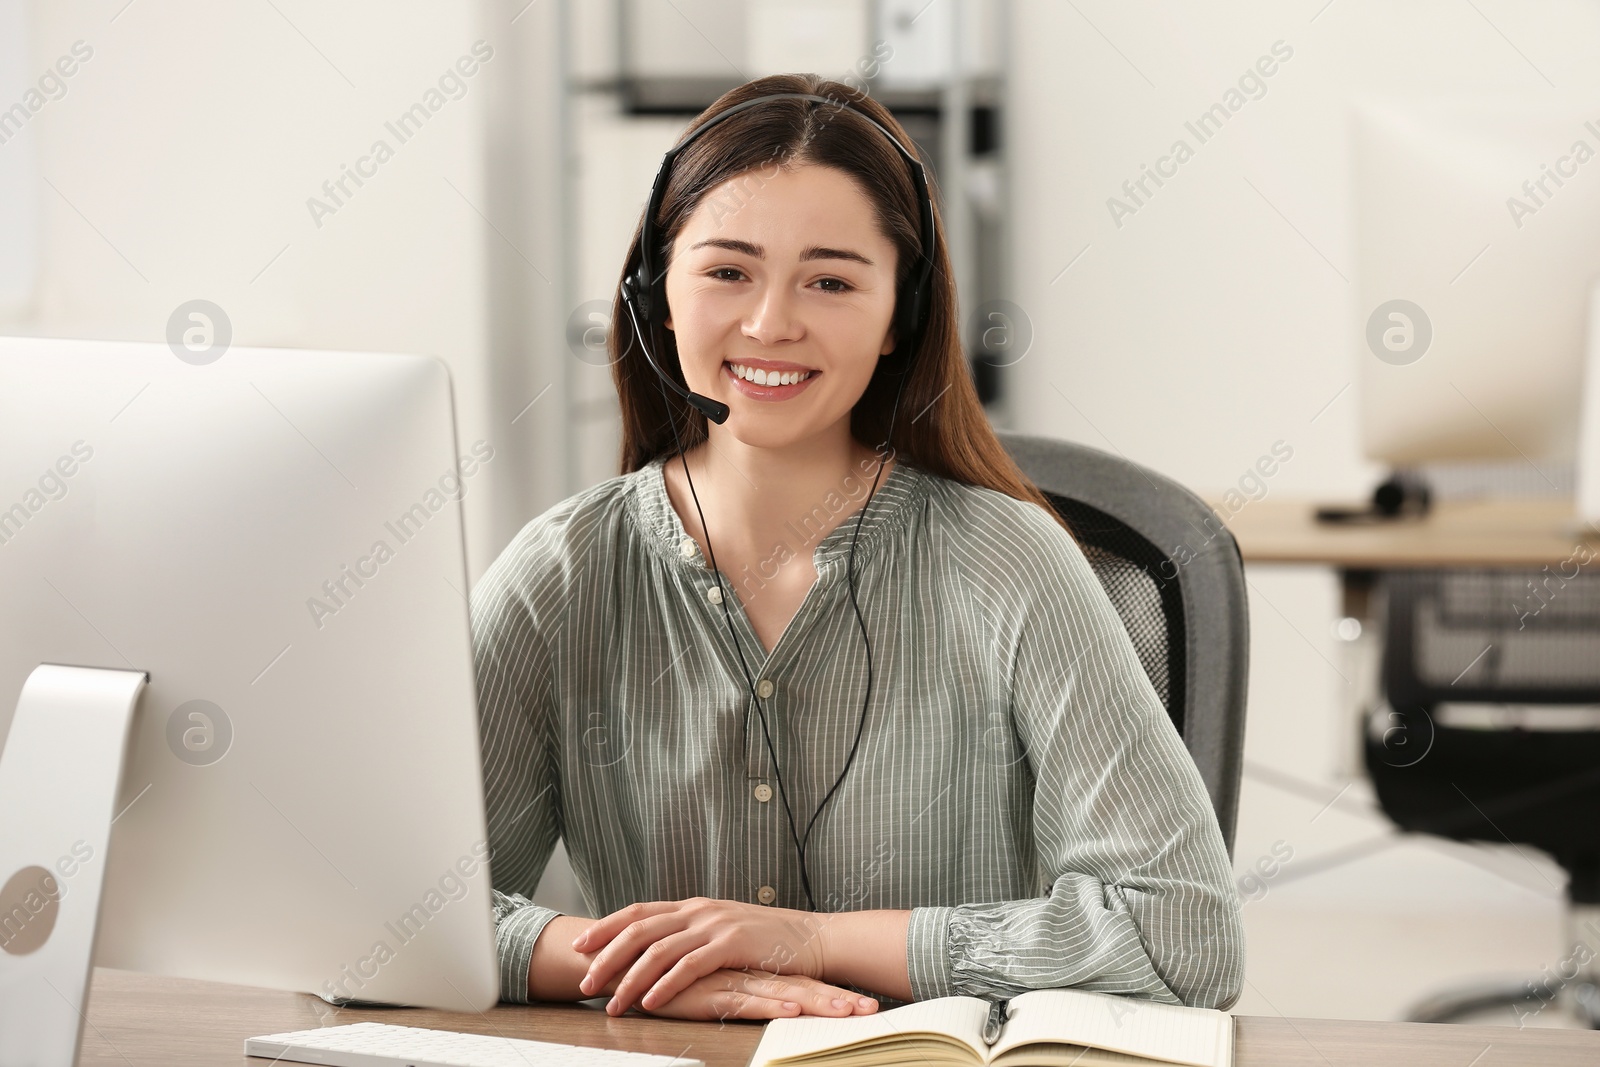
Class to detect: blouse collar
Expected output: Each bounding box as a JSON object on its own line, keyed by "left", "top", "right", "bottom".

{"left": 625, "top": 451, "right": 932, "bottom": 574}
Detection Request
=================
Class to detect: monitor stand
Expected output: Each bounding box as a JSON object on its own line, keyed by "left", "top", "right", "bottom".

{"left": 0, "top": 663, "right": 147, "bottom": 1067}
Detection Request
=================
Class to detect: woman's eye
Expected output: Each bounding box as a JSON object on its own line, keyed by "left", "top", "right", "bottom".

{"left": 704, "top": 269, "right": 852, "bottom": 292}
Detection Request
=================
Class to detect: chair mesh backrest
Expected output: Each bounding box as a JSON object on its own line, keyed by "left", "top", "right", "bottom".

{"left": 1043, "top": 493, "right": 1188, "bottom": 737}
{"left": 1386, "top": 568, "right": 1600, "bottom": 705}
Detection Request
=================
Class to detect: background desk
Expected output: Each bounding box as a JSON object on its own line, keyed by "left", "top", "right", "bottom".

{"left": 1205, "top": 496, "right": 1596, "bottom": 571}
{"left": 1204, "top": 494, "right": 1599, "bottom": 768}
{"left": 81, "top": 968, "right": 1600, "bottom": 1067}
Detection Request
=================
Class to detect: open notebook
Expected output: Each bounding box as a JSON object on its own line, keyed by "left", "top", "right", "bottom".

{"left": 748, "top": 988, "right": 1233, "bottom": 1067}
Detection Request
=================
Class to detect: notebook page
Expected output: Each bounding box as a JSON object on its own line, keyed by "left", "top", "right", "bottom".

{"left": 990, "top": 989, "right": 1230, "bottom": 1067}
{"left": 796, "top": 1040, "right": 984, "bottom": 1067}
{"left": 992, "top": 1044, "right": 1157, "bottom": 1067}
{"left": 749, "top": 996, "right": 991, "bottom": 1067}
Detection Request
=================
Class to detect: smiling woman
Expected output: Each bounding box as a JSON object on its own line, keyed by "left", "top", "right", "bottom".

{"left": 471, "top": 73, "right": 1243, "bottom": 1026}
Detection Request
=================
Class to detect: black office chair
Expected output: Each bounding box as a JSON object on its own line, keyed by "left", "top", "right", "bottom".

{"left": 998, "top": 432, "right": 1250, "bottom": 859}
{"left": 1365, "top": 567, "right": 1600, "bottom": 1027}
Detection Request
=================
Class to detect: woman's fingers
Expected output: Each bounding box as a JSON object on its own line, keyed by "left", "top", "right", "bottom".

{"left": 581, "top": 913, "right": 689, "bottom": 996}
{"left": 723, "top": 971, "right": 879, "bottom": 1017}
{"left": 633, "top": 970, "right": 800, "bottom": 1021}
{"left": 634, "top": 968, "right": 880, "bottom": 1021}
{"left": 573, "top": 900, "right": 674, "bottom": 954}
{"left": 658, "top": 989, "right": 802, "bottom": 1022}
{"left": 604, "top": 932, "right": 709, "bottom": 1015}
{"left": 710, "top": 990, "right": 804, "bottom": 1021}
{"left": 636, "top": 944, "right": 723, "bottom": 1012}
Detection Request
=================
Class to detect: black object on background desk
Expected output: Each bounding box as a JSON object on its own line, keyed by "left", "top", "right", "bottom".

{"left": 1316, "top": 470, "right": 1433, "bottom": 524}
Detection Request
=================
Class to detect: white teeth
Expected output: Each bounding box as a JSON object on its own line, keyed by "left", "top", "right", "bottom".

{"left": 728, "top": 363, "right": 812, "bottom": 387}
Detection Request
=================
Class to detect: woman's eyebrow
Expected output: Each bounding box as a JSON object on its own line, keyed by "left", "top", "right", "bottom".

{"left": 687, "top": 237, "right": 874, "bottom": 266}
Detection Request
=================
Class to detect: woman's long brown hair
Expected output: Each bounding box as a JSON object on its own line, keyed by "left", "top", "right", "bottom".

{"left": 608, "top": 72, "right": 1076, "bottom": 543}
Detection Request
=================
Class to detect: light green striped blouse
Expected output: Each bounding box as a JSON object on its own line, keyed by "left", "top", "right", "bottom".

{"left": 471, "top": 453, "right": 1244, "bottom": 1010}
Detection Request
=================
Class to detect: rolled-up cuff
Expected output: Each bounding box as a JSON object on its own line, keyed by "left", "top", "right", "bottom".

{"left": 495, "top": 900, "right": 563, "bottom": 1004}
{"left": 906, "top": 905, "right": 956, "bottom": 1002}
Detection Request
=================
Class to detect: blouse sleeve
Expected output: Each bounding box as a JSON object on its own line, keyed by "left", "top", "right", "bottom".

{"left": 905, "top": 504, "right": 1244, "bottom": 1009}
{"left": 471, "top": 542, "right": 567, "bottom": 1004}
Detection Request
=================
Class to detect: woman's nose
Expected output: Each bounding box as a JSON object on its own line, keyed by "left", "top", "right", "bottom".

{"left": 742, "top": 285, "right": 802, "bottom": 345}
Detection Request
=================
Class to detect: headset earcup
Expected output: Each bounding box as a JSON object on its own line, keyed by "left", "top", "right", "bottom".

{"left": 631, "top": 261, "right": 654, "bottom": 322}
{"left": 620, "top": 269, "right": 636, "bottom": 314}
{"left": 897, "top": 283, "right": 925, "bottom": 359}
{"left": 648, "top": 266, "right": 668, "bottom": 329}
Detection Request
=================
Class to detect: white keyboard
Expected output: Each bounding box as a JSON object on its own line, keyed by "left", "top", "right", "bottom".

{"left": 245, "top": 1021, "right": 707, "bottom": 1067}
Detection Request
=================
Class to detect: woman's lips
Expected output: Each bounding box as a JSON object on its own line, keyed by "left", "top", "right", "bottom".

{"left": 723, "top": 362, "right": 819, "bottom": 401}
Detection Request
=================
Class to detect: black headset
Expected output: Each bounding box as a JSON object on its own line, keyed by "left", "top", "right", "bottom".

{"left": 618, "top": 91, "right": 938, "bottom": 912}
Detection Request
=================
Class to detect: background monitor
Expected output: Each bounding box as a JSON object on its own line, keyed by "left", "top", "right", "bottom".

{"left": 1353, "top": 93, "right": 1600, "bottom": 469}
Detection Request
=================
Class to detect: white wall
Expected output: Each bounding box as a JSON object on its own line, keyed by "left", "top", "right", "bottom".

{"left": 0, "top": 0, "right": 39, "bottom": 316}
{"left": 2, "top": 0, "right": 570, "bottom": 581}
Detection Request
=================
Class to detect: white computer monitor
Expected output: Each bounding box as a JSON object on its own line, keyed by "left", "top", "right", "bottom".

{"left": 0, "top": 337, "right": 499, "bottom": 1063}
{"left": 1352, "top": 93, "right": 1600, "bottom": 470}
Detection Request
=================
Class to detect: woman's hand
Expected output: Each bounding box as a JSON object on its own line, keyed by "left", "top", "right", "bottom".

{"left": 635, "top": 968, "right": 880, "bottom": 1022}
{"left": 572, "top": 897, "right": 869, "bottom": 1016}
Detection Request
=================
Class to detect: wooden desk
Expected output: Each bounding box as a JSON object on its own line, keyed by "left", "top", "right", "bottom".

{"left": 1203, "top": 495, "right": 1599, "bottom": 630}
{"left": 78, "top": 968, "right": 1600, "bottom": 1067}
{"left": 1205, "top": 495, "right": 1598, "bottom": 570}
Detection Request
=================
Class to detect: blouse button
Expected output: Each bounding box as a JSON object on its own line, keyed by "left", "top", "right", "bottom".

{"left": 753, "top": 783, "right": 773, "bottom": 803}
{"left": 755, "top": 678, "right": 775, "bottom": 699}
{"left": 757, "top": 884, "right": 777, "bottom": 905}
{"left": 706, "top": 584, "right": 723, "bottom": 604}
{"left": 679, "top": 537, "right": 698, "bottom": 559}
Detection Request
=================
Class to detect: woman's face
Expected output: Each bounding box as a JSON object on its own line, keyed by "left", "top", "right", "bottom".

{"left": 662, "top": 162, "right": 900, "bottom": 450}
